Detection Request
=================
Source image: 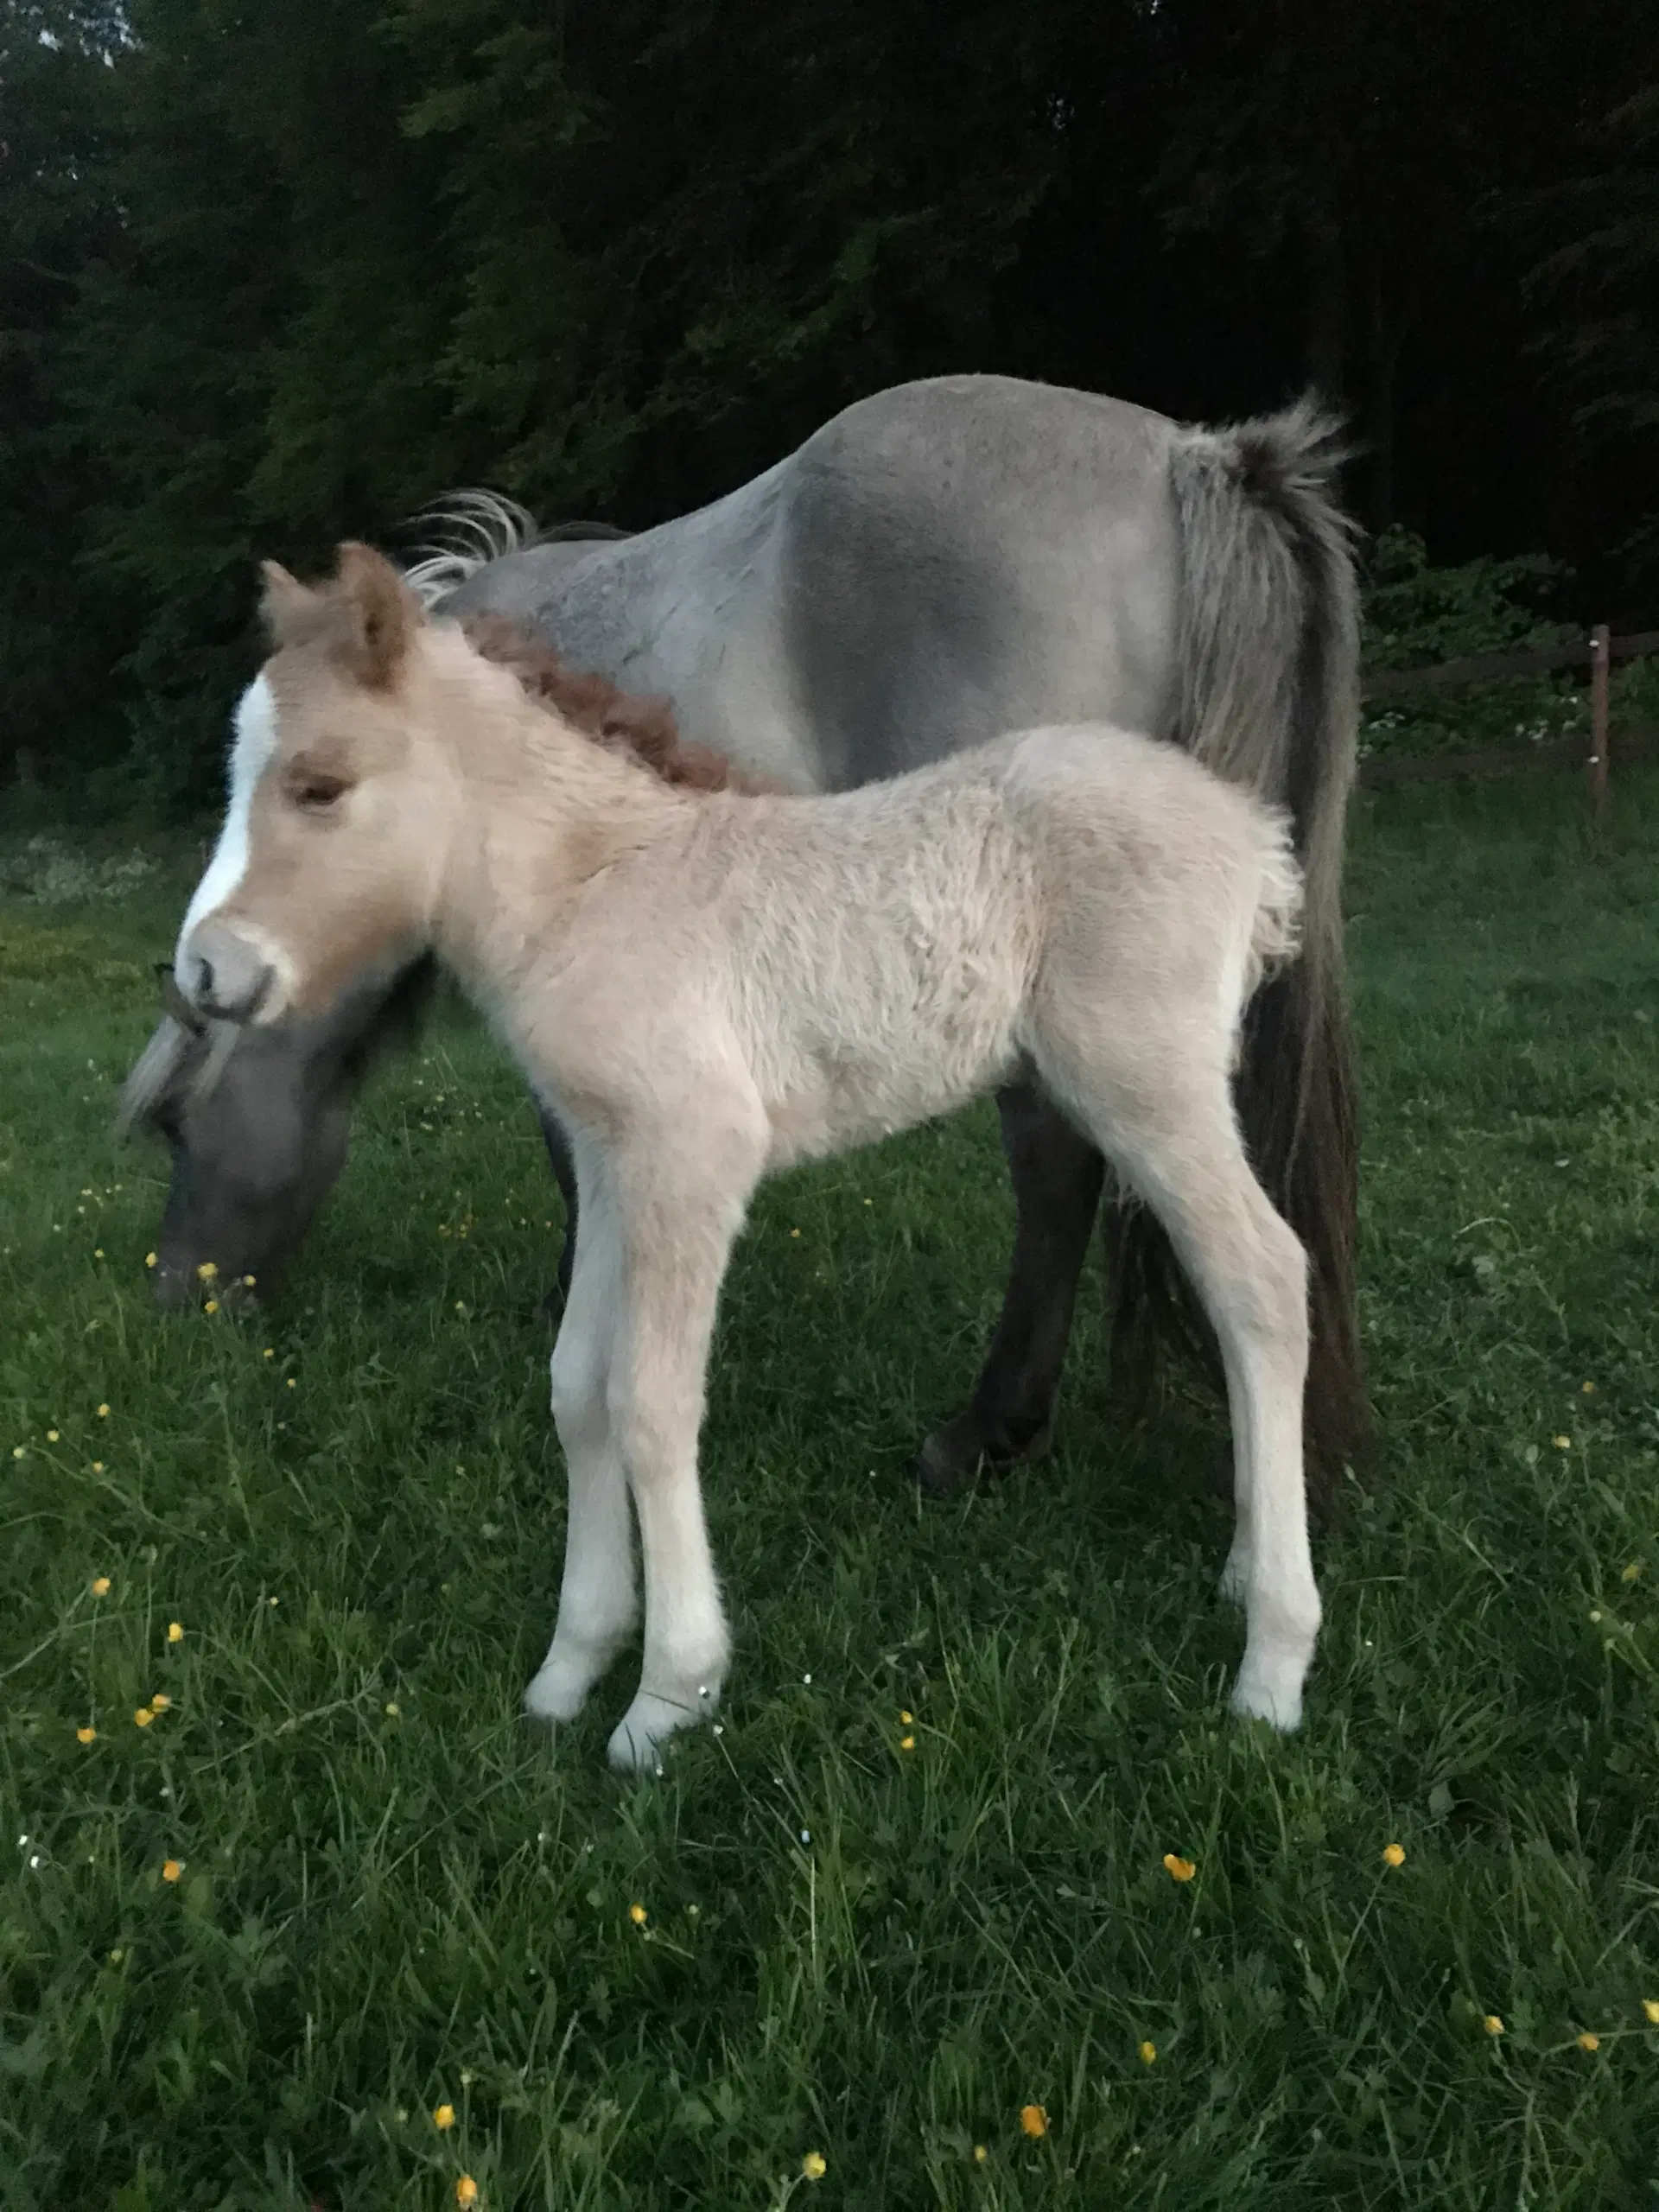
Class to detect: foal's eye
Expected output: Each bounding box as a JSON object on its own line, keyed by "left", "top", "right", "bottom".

{"left": 290, "top": 770, "right": 350, "bottom": 812}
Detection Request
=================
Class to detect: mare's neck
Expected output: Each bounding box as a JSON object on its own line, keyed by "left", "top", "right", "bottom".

{"left": 428, "top": 638, "right": 689, "bottom": 989}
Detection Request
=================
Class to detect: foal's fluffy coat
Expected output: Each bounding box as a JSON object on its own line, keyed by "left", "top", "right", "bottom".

{"left": 181, "top": 546, "right": 1322, "bottom": 1769}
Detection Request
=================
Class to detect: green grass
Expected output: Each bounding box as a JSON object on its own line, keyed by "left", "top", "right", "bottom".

{"left": 3, "top": 770, "right": 1659, "bottom": 2210}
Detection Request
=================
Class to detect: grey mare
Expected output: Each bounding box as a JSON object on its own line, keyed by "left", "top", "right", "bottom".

{"left": 123, "top": 373, "right": 1363, "bottom": 1501}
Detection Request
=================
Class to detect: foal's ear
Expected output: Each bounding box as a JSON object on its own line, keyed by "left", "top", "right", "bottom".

{"left": 333, "top": 542, "right": 421, "bottom": 690}
{"left": 259, "top": 560, "right": 316, "bottom": 643}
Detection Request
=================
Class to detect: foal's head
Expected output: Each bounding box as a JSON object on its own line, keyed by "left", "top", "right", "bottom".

{"left": 178, "top": 545, "right": 456, "bottom": 1027}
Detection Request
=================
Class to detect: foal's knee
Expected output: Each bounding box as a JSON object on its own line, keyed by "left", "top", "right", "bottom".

{"left": 549, "top": 1344, "right": 607, "bottom": 1452}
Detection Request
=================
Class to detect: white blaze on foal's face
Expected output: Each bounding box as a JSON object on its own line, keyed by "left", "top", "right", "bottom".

{"left": 176, "top": 544, "right": 443, "bottom": 1024}
{"left": 174, "top": 674, "right": 279, "bottom": 1002}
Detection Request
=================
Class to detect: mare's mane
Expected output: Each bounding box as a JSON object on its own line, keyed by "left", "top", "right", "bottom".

{"left": 458, "top": 613, "right": 776, "bottom": 796}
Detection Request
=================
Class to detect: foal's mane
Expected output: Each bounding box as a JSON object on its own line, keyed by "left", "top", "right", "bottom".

{"left": 459, "top": 613, "right": 775, "bottom": 796}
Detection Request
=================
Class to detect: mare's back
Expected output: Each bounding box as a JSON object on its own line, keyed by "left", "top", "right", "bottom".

{"left": 442, "top": 378, "right": 1185, "bottom": 791}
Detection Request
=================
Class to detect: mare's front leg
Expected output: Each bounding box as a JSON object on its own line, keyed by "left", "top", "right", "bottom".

{"left": 606, "top": 1114, "right": 766, "bottom": 1773}
{"left": 915, "top": 1083, "right": 1104, "bottom": 1496}
{"left": 524, "top": 1169, "right": 635, "bottom": 1726}
{"left": 536, "top": 1104, "right": 579, "bottom": 1322}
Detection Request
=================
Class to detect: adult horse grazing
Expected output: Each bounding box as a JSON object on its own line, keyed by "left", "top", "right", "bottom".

{"left": 124, "top": 373, "right": 1363, "bottom": 1501}
{"left": 177, "top": 544, "right": 1319, "bottom": 1768}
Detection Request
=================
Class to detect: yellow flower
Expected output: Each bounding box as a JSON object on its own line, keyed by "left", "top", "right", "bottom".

{"left": 168, "top": 1622, "right": 184, "bottom": 1643}
{"left": 243, "top": 1274, "right": 256, "bottom": 1287}
{"left": 286, "top": 1377, "right": 296, "bottom": 1389}
{"left": 1622, "top": 1562, "right": 1643, "bottom": 1583}
{"left": 91, "top": 1575, "right": 111, "bottom": 1597}
{"left": 203, "top": 1300, "right": 219, "bottom": 1314}
{"left": 46, "top": 1429, "right": 60, "bottom": 1443}
{"left": 1382, "top": 1842, "right": 1406, "bottom": 1867}
{"left": 149, "top": 1693, "right": 170, "bottom": 1713}
{"left": 433, "top": 2103, "right": 455, "bottom": 2130}
{"left": 973, "top": 2145, "right": 988, "bottom": 2164}
{"left": 1139, "top": 2040, "right": 1157, "bottom": 2066}
{"left": 162, "top": 1858, "right": 183, "bottom": 1882}
{"left": 144, "top": 1252, "right": 157, "bottom": 1268}
{"left": 197, "top": 1262, "right": 218, "bottom": 1281}
{"left": 134, "top": 1707, "right": 154, "bottom": 1727}
{"left": 801, "top": 2151, "right": 827, "bottom": 2181}
{"left": 629, "top": 1903, "right": 647, "bottom": 1926}
{"left": 899, "top": 1734, "right": 915, "bottom": 1751}
{"left": 1019, "top": 2104, "right": 1047, "bottom": 2139}
{"left": 263, "top": 1348, "right": 275, "bottom": 1359}
{"left": 455, "top": 2180, "right": 478, "bottom": 2208}
{"left": 10, "top": 1446, "right": 22, "bottom": 1459}
{"left": 1582, "top": 1380, "right": 1595, "bottom": 1393}
{"left": 94, "top": 1248, "right": 105, "bottom": 1258}
{"left": 92, "top": 1461, "right": 103, "bottom": 1473}
{"left": 1643, "top": 1999, "right": 1659, "bottom": 2024}
{"left": 1553, "top": 1435, "right": 1571, "bottom": 1451}
{"left": 1577, "top": 2032, "right": 1599, "bottom": 2052}
{"left": 790, "top": 1228, "right": 801, "bottom": 1238}
{"left": 1484, "top": 2015, "right": 1504, "bottom": 2037}
{"left": 76, "top": 1726, "right": 97, "bottom": 1745}
{"left": 385, "top": 1701, "right": 400, "bottom": 1718}
{"left": 97, "top": 1403, "right": 109, "bottom": 1419}
{"left": 1162, "top": 1853, "right": 1197, "bottom": 1883}
{"left": 899, "top": 1709, "right": 914, "bottom": 1725}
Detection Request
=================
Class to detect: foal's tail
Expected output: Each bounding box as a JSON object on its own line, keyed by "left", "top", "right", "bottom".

{"left": 1110, "top": 397, "right": 1366, "bottom": 1516}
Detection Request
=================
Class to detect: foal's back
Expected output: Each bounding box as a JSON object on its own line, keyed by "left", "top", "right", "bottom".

{"left": 585, "top": 723, "right": 1285, "bottom": 1166}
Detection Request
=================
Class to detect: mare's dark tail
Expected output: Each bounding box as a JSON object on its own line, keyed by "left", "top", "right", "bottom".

{"left": 1109, "top": 397, "right": 1367, "bottom": 1517}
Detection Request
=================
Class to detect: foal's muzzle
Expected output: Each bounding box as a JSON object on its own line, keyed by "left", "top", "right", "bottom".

{"left": 181, "top": 919, "right": 277, "bottom": 1024}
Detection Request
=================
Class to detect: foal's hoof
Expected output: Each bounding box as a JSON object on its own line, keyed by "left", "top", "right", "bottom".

{"left": 524, "top": 1642, "right": 615, "bottom": 1725}
{"left": 1230, "top": 1660, "right": 1308, "bottom": 1733}
{"left": 912, "top": 1413, "right": 1052, "bottom": 1499}
{"left": 607, "top": 1692, "right": 707, "bottom": 1775}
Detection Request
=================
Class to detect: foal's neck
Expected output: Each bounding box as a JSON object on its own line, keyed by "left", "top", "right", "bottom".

{"left": 431, "top": 634, "right": 690, "bottom": 979}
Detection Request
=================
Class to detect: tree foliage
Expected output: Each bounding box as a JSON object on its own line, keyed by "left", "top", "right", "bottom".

{"left": 3, "top": 0, "right": 1656, "bottom": 810}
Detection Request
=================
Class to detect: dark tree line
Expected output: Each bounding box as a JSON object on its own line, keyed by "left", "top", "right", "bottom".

{"left": 3, "top": 0, "right": 1656, "bottom": 810}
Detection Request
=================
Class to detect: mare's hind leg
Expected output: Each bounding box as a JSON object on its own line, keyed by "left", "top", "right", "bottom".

{"left": 536, "top": 1104, "right": 579, "bottom": 1322}
{"left": 914, "top": 1084, "right": 1104, "bottom": 1497}
{"left": 524, "top": 1166, "right": 634, "bottom": 1726}
{"left": 1063, "top": 1066, "right": 1319, "bottom": 1728}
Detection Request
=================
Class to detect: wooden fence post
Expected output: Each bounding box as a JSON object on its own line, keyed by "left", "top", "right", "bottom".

{"left": 1588, "top": 623, "right": 1611, "bottom": 811}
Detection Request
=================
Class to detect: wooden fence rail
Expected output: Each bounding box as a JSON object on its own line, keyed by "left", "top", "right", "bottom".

{"left": 1360, "top": 627, "right": 1659, "bottom": 702}
{"left": 1357, "top": 623, "right": 1659, "bottom": 803}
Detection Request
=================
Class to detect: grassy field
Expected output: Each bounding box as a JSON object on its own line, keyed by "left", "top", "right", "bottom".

{"left": 3, "top": 769, "right": 1658, "bottom": 2210}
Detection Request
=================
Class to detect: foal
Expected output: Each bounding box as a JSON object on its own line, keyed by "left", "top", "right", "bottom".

{"left": 180, "top": 545, "right": 1321, "bottom": 1770}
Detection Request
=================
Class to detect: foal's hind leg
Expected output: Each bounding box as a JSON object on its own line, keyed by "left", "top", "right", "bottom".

{"left": 1061, "top": 1068, "right": 1319, "bottom": 1728}
{"left": 915, "top": 1084, "right": 1104, "bottom": 1496}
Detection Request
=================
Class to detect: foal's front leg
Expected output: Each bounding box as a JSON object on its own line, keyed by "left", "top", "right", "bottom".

{"left": 535, "top": 1103, "right": 579, "bottom": 1321}
{"left": 524, "top": 1175, "right": 635, "bottom": 1725}
{"left": 605, "top": 1137, "right": 761, "bottom": 1773}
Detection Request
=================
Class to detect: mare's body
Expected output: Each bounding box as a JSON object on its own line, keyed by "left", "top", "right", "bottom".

{"left": 129, "top": 374, "right": 1363, "bottom": 1500}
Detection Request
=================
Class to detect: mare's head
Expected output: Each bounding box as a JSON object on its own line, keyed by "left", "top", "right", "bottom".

{"left": 176, "top": 544, "right": 457, "bottom": 1033}
{"left": 120, "top": 958, "right": 435, "bottom": 1307}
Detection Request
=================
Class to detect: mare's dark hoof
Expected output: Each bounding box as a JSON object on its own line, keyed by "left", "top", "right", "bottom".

{"left": 912, "top": 1413, "right": 1052, "bottom": 1499}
